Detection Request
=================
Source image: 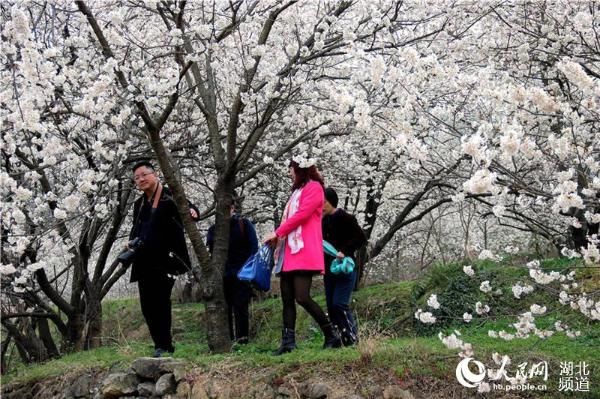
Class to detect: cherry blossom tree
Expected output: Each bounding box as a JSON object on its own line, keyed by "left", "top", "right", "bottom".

{"left": 1, "top": 1, "right": 144, "bottom": 358}
{"left": 1, "top": 0, "right": 597, "bottom": 371}
{"left": 2, "top": 0, "right": 412, "bottom": 355}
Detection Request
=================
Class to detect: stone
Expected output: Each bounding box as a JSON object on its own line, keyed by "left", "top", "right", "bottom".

{"left": 66, "top": 374, "right": 92, "bottom": 398}
{"left": 131, "top": 357, "right": 186, "bottom": 380}
{"left": 300, "top": 381, "right": 329, "bottom": 399}
{"left": 382, "top": 385, "right": 414, "bottom": 399}
{"left": 101, "top": 372, "right": 139, "bottom": 398}
{"left": 366, "top": 385, "right": 383, "bottom": 398}
{"left": 175, "top": 381, "right": 192, "bottom": 399}
{"left": 172, "top": 365, "right": 188, "bottom": 382}
{"left": 176, "top": 381, "right": 192, "bottom": 397}
{"left": 249, "top": 383, "right": 276, "bottom": 399}
{"left": 137, "top": 381, "right": 156, "bottom": 396}
{"left": 1, "top": 386, "right": 32, "bottom": 399}
{"left": 190, "top": 381, "right": 209, "bottom": 399}
{"left": 160, "top": 360, "right": 188, "bottom": 374}
{"left": 276, "top": 385, "right": 292, "bottom": 397}
{"left": 205, "top": 380, "right": 232, "bottom": 399}
{"left": 156, "top": 373, "right": 176, "bottom": 396}
{"left": 69, "top": 374, "right": 93, "bottom": 398}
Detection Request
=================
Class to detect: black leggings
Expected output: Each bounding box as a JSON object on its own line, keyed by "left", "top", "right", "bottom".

{"left": 280, "top": 271, "right": 329, "bottom": 329}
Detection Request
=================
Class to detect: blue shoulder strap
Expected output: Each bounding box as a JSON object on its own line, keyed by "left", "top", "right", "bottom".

{"left": 323, "top": 240, "right": 338, "bottom": 257}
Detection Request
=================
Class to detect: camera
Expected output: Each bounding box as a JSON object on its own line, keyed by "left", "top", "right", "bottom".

{"left": 117, "top": 237, "right": 144, "bottom": 265}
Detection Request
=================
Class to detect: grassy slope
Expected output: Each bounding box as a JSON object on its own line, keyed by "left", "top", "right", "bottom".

{"left": 3, "top": 258, "right": 599, "bottom": 398}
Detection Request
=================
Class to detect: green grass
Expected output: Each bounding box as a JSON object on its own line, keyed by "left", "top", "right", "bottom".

{"left": 3, "top": 345, "right": 143, "bottom": 384}
{"left": 3, "top": 257, "right": 599, "bottom": 398}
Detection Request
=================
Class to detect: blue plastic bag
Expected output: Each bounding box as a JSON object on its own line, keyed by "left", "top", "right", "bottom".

{"left": 323, "top": 240, "right": 355, "bottom": 274}
{"left": 237, "top": 244, "right": 274, "bottom": 291}
{"left": 331, "top": 256, "right": 355, "bottom": 274}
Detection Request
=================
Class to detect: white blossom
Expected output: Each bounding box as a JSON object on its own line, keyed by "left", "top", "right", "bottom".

{"left": 414, "top": 309, "right": 436, "bottom": 324}
{"left": 581, "top": 243, "right": 600, "bottom": 265}
{"left": 511, "top": 283, "right": 534, "bottom": 299}
{"left": 478, "top": 249, "right": 501, "bottom": 262}
{"left": 427, "top": 294, "right": 440, "bottom": 309}
{"left": 54, "top": 208, "right": 67, "bottom": 220}
{"left": 530, "top": 304, "right": 547, "bottom": 315}
{"left": 62, "top": 194, "right": 81, "bottom": 213}
{"left": 463, "top": 265, "right": 475, "bottom": 277}
{"left": 566, "top": 330, "right": 581, "bottom": 339}
{"left": 475, "top": 302, "right": 490, "bottom": 315}
{"left": 463, "top": 169, "right": 497, "bottom": 194}
{"left": 504, "top": 245, "right": 519, "bottom": 254}
{"left": 498, "top": 330, "right": 515, "bottom": 341}
{"left": 0, "top": 264, "right": 17, "bottom": 275}
{"left": 529, "top": 269, "right": 561, "bottom": 285}
{"left": 14, "top": 186, "right": 33, "bottom": 201}
{"left": 479, "top": 281, "right": 492, "bottom": 293}
{"left": 559, "top": 291, "right": 570, "bottom": 305}
{"left": 438, "top": 332, "right": 463, "bottom": 350}
{"left": 492, "top": 204, "right": 505, "bottom": 218}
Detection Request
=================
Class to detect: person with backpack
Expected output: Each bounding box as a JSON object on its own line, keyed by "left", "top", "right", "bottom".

{"left": 322, "top": 187, "right": 367, "bottom": 346}
{"left": 207, "top": 203, "right": 258, "bottom": 344}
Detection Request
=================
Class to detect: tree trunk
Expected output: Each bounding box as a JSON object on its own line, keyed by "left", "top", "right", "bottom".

{"left": 1, "top": 335, "right": 11, "bottom": 374}
{"left": 354, "top": 246, "right": 368, "bottom": 290}
{"left": 203, "top": 181, "right": 235, "bottom": 351}
{"left": 36, "top": 317, "right": 59, "bottom": 358}
{"left": 148, "top": 129, "right": 231, "bottom": 353}
{"left": 85, "top": 298, "right": 103, "bottom": 349}
{"left": 67, "top": 312, "right": 85, "bottom": 351}
{"left": 2, "top": 320, "right": 49, "bottom": 364}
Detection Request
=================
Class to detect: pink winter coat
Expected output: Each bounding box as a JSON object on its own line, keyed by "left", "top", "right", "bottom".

{"left": 275, "top": 180, "right": 325, "bottom": 273}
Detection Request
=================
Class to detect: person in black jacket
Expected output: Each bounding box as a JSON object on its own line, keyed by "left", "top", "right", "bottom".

{"left": 206, "top": 203, "right": 258, "bottom": 344}
{"left": 128, "top": 161, "right": 200, "bottom": 357}
{"left": 322, "top": 187, "right": 367, "bottom": 346}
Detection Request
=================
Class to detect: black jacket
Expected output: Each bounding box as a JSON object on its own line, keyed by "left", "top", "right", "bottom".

{"left": 206, "top": 214, "right": 259, "bottom": 278}
{"left": 129, "top": 187, "right": 199, "bottom": 282}
{"left": 322, "top": 209, "right": 367, "bottom": 274}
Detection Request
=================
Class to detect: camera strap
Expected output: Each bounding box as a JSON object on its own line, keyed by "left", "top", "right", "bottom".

{"left": 152, "top": 183, "right": 163, "bottom": 210}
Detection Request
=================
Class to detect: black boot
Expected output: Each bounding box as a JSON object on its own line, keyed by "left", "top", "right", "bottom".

{"left": 340, "top": 327, "right": 358, "bottom": 347}
{"left": 272, "top": 328, "right": 296, "bottom": 356}
{"left": 321, "top": 323, "right": 342, "bottom": 349}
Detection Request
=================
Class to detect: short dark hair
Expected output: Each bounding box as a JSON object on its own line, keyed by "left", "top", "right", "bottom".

{"left": 324, "top": 187, "right": 339, "bottom": 208}
{"left": 132, "top": 160, "right": 154, "bottom": 173}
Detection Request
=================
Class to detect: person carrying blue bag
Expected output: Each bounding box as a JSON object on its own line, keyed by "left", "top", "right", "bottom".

{"left": 207, "top": 203, "right": 258, "bottom": 345}
{"left": 322, "top": 187, "right": 367, "bottom": 346}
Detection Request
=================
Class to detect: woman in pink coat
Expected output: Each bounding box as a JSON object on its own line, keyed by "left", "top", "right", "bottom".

{"left": 264, "top": 161, "right": 341, "bottom": 355}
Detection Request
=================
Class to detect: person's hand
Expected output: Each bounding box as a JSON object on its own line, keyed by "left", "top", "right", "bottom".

{"left": 336, "top": 251, "right": 345, "bottom": 259}
{"left": 263, "top": 231, "right": 278, "bottom": 244}
{"left": 189, "top": 208, "right": 198, "bottom": 219}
